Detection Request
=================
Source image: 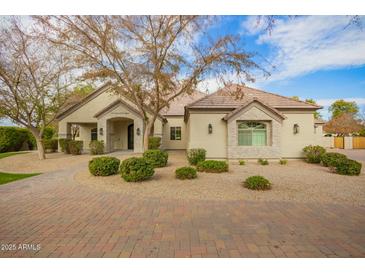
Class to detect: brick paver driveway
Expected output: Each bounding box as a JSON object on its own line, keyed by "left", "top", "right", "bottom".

{"left": 0, "top": 162, "right": 364, "bottom": 258}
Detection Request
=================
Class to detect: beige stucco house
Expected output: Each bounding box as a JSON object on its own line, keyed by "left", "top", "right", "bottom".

{"left": 57, "top": 83, "right": 325, "bottom": 159}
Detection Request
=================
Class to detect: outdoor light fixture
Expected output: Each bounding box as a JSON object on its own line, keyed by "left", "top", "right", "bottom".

{"left": 99, "top": 127, "right": 103, "bottom": 136}
{"left": 293, "top": 124, "right": 299, "bottom": 134}
{"left": 136, "top": 128, "right": 141, "bottom": 136}
{"left": 208, "top": 123, "right": 213, "bottom": 134}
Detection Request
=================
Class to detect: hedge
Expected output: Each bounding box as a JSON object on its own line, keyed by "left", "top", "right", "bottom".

{"left": 244, "top": 176, "right": 272, "bottom": 190}
{"left": 175, "top": 166, "right": 197, "bottom": 180}
{"left": 196, "top": 160, "right": 228, "bottom": 173}
{"left": 89, "top": 157, "right": 120, "bottom": 176}
{"left": 120, "top": 157, "right": 155, "bottom": 182}
{"left": 89, "top": 140, "right": 105, "bottom": 155}
{"left": 148, "top": 136, "right": 161, "bottom": 149}
{"left": 68, "top": 140, "right": 83, "bottom": 155}
{"left": 0, "top": 126, "right": 35, "bottom": 152}
{"left": 44, "top": 139, "right": 58, "bottom": 152}
{"left": 143, "top": 149, "right": 168, "bottom": 168}
{"left": 187, "top": 148, "right": 206, "bottom": 165}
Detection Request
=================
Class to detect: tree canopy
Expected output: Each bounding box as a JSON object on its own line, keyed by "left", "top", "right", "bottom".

{"left": 329, "top": 99, "right": 359, "bottom": 118}
{"left": 324, "top": 113, "right": 363, "bottom": 135}
{"left": 35, "top": 15, "right": 267, "bottom": 149}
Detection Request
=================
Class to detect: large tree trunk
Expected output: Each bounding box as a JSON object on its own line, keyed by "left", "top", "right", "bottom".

{"left": 35, "top": 137, "right": 46, "bottom": 160}
{"left": 28, "top": 127, "right": 46, "bottom": 160}
{"left": 143, "top": 120, "right": 154, "bottom": 151}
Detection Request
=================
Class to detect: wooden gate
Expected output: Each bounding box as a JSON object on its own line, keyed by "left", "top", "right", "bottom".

{"left": 353, "top": 136, "right": 365, "bottom": 149}
{"left": 334, "top": 137, "right": 344, "bottom": 149}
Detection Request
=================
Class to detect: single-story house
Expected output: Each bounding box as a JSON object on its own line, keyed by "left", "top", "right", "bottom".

{"left": 57, "top": 83, "right": 325, "bottom": 158}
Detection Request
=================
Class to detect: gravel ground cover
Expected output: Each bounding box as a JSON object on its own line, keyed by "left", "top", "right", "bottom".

{"left": 74, "top": 151, "right": 365, "bottom": 206}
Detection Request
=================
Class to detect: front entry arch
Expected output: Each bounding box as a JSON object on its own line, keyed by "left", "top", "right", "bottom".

{"left": 128, "top": 124, "right": 134, "bottom": 150}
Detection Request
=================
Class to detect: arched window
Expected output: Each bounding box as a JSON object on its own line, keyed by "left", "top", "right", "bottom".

{"left": 237, "top": 122, "right": 267, "bottom": 146}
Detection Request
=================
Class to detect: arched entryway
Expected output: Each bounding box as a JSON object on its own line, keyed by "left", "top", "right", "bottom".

{"left": 106, "top": 117, "right": 134, "bottom": 152}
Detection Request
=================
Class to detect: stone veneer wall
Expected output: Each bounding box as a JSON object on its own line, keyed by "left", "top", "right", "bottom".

{"left": 227, "top": 104, "right": 282, "bottom": 159}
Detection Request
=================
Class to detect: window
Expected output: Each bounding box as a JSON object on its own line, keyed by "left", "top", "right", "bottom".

{"left": 91, "top": 128, "right": 98, "bottom": 141}
{"left": 237, "top": 122, "right": 267, "bottom": 146}
{"left": 170, "top": 126, "right": 181, "bottom": 140}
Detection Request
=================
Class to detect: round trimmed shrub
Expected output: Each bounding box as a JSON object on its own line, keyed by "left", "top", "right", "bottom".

{"left": 143, "top": 149, "right": 168, "bottom": 168}
{"left": 321, "top": 152, "right": 347, "bottom": 167}
{"left": 196, "top": 160, "right": 228, "bottom": 173}
{"left": 89, "top": 157, "right": 120, "bottom": 176}
{"left": 244, "top": 176, "right": 272, "bottom": 190}
{"left": 120, "top": 157, "right": 155, "bottom": 182}
{"left": 187, "top": 148, "right": 206, "bottom": 165}
{"left": 148, "top": 137, "right": 161, "bottom": 149}
{"left": 68, "top": 140, "right": 83, "bottom": 155}
{"left": 303, "top": 145, "right": 326, "bottom": 163}
{"left": 175, "top": 167, "right": 197, "bottom": 180}
{"left": 334, "top": 159, "right": 362, "bottom": 176}
{"left": 89, "top": 140, "right": 105, "bottom": 155}
{"left": 279, "top": 159, "right": 288, "bottom": 165}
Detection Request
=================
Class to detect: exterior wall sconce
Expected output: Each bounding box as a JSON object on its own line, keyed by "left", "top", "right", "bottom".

{"left": 136, "top": 128, "right": 141, "bottom": 136}
{"left": 293, "top": 124, "right": 299, "bottom": 134}
{"left": 99, "top": 127, "right": 103, "bottom": 136}
{"left": 208, "top": 123, "right": 213, "bottom": 134}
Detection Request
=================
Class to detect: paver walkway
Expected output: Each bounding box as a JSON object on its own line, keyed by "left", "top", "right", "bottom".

{"left": 0, "top": 160, "right": 364, "bottom": 258}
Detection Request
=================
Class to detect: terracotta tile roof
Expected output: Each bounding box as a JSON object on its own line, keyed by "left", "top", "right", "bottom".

{"left": 160, "top": 91, "right": 207, "bottom": 116}
{"left": 187, "top": 84, "right": 322, "bottom": 110}
{"left": 223, "top": 98, "right": 286, "bottom": 121}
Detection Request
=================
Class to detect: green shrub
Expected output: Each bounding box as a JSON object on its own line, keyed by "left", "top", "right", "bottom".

{"left": 243, "top": 175, "right": 272, "bottom": 190}
{"left": 279, "top": 159, "right": 288, "bottom": 165}
{"left": 0, "top": 126, "right": 30, "bottom": 152}
{"left": 258, "top": 158, "right": 269, "bottom": 165}
{"left": 175, "top": 166, "right": 197, "bottom": 180}
{"left": 239, "top": 160, "right": 246, "bottom": 165}
{"left": 334, "top": 159, "right": 362, "bottom": 176}
{"left": 302, "top": 145, "right": 326, "bottom": 163}
{"left": 89, "top": 140, "right": 105, "bottom": 155}
{"left": 143, "top": 149, "right": 168, "bottom": 168}
{"left": 187, "top": 148, "right": 206, "bottom": 165}
{"left": 89, "top": 157, "right": 120, "bottom": 176}
{"left": 148, "top": 136, "right": 161, "bottom": 149}
{"left": 44, "top": 139, "right": 58, "bottom": 152}
{"left": 59, "top": 138, "right": 71, "bottom": 153}
{"left": 42, "top": 127, "right": 55, "bottom": 140}
{"left": 321, "top": 152, "right": 347, "bottom": 167}
{"left": 196, "top": 160, "right": 228, "bottom": 173}
{"left": 68, "top": 140, "right": 83, "bottom": 155}
{"left": 120, "top": 157, "right": 155, "bottom": 182}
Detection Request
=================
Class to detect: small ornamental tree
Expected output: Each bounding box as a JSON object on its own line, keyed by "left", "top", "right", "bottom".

{"left": 324, "top": 113, "right": 363, "bottom": 136}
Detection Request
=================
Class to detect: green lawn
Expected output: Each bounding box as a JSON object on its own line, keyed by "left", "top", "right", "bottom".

{"left": 0, "top": 172, "right": 41, "bottom": 185}
{"left": 0, "top": 151, "right": 28, "bottom": 159}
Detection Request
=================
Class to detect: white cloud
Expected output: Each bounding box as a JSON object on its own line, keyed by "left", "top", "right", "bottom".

{"left": 242, "top": 16, "right": 365, "bottom": 82}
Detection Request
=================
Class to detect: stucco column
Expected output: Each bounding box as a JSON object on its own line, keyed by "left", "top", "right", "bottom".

{"left": 97, "top": 119, "right": 108, "bottom": 152}
{"left": 58, "top": 121, "right": 71, "bottom": 152}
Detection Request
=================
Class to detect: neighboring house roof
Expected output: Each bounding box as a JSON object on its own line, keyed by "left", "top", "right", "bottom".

{"left": 187, "top": 84, "right": 322, "bottom": 110}
{"left": 223, "top": 98, "right": 286, "bottom": 121}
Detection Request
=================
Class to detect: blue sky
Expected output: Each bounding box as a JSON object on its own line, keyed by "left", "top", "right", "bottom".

{"left": 199, "top": 15, "right": 365, "bottom": 119}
